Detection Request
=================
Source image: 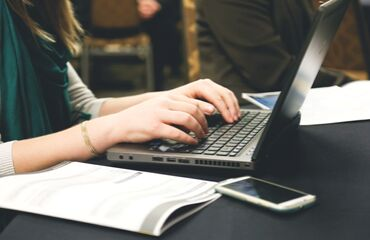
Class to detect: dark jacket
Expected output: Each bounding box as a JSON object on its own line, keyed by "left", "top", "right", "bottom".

{"left": 197, "top": 0, "right": 341, "bottom": 100}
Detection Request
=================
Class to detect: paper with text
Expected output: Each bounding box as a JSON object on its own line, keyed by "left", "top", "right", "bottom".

{"left": 0, "top": 162, "right": 220, "bottom": 236}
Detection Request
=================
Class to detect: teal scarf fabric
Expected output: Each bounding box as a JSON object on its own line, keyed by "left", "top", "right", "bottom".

{"left": 0, "top": 1, "right": 73, "bottom": 141}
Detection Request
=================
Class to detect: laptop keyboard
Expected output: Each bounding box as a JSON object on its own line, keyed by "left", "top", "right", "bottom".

{"left": 148, "top": 110, "right": 270, "bottom": 157}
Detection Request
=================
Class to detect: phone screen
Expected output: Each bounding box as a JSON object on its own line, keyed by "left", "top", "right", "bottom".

{"left": 223, "top": 178, "right": 305, "bottom": 204}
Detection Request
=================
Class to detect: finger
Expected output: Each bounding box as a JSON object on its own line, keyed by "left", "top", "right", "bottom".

{"left": 195, "top": 80, "right": 239, "bottom": 123}
{"left": 161, "top": 110, "right": 206, "bottom": 139}
{"left": 205, "top": 94, "right": 232, "bottom": 123}
{"left": 190, "top": 99, "right": 216, "bottom": 115}
{"left": 157, "top": 124, "right": 198, "bottom": 145}
{"left": 193, "top": 83, "right": 234, "bottom": 123}
{"left": 166, "top": 96, "right": 209, "bottom": 133}
{"left": 169, "top": 94, "right": 215, "bottom": 115}
{"left": 215, "top": 85, "right": 240, "bottom": 121}
{"left": 202, "top": 80, "right": 239, "bottom": 121}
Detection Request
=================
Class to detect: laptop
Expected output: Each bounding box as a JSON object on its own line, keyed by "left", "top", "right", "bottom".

{"left": 107, "top": 0, "right": 350, "bottom": 170}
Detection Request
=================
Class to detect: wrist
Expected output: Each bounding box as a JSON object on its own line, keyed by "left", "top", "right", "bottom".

{"left": 80, "top": 121, "right": 101, "bottom": 156}
{"left": 83, "top": 116, "right": 119, "bottom": 154}
{"left": 103, "top": 112, "right": 132, "bottom": 145}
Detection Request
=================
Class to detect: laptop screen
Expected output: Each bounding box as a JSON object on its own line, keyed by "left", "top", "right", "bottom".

{"left": 253, "top": 0, "right": 350, "bottom": 162}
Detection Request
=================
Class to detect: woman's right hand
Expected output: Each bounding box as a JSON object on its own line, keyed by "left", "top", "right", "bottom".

{"left": 109, "top": 94, "right": 212, "bottom": 145}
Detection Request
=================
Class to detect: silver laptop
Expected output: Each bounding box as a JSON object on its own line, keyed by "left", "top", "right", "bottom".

{"left": 107, "top": 0, "right": 349, "bottom": 170}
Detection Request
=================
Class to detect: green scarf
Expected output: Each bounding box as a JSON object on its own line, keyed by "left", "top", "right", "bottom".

{"left": 0, "top": 1, "right": 73, "bottom": 141}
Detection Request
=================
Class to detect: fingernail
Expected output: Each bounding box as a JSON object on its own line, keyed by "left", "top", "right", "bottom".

{"left": 228, "top": 116, "right": 234, "bottom": 123}
{"left": 206, "top": 105, "right": 215, "bottom": 114}
{"left": 229, "top": 112, "right": 235, "bottom": 122}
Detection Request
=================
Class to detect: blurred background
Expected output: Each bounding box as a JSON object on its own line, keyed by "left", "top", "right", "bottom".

{"left": 70, "top": 0, "right": 370, "bottom": 99}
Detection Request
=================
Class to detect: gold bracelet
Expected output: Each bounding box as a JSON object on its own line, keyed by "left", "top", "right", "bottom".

{"left": 80, "top": 121, "right": 100, "bottom": 156}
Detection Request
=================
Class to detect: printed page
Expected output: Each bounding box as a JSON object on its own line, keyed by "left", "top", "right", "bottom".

{"left": 242, "top": 84, "right": 370, "bottom": 126}
{"left": 300, "top": 85, "right": 370, "bottom": 125}
{"left": 0, "top": 162, "right": 219, "bottom": 236}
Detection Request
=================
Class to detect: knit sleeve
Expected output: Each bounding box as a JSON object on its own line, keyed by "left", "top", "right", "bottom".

{"left": 67, "top": 63, "right": 111, "bottom": 121}
{"left": 0, "top": 141, "right": 16, "bottom": 177}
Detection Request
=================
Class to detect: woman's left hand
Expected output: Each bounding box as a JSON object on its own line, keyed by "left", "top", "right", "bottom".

{"left": 167, "top": 79, "right": 240, "bottom": 123}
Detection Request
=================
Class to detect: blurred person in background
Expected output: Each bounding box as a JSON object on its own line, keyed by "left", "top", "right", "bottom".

{"left": 74, "top": 0, "right": 182, "bottom": 91}
{"left": 137, "top": 0, "right": 182, "bottom": 90}
{"left": 197, "top": 0, "right": 352, "bottom": 101}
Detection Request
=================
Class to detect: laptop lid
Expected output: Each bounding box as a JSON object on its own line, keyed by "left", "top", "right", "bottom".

{"left": 252, "top": 0, "right": 350, "bottom": 163}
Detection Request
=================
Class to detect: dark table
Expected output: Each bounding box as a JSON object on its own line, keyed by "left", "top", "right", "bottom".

{"left": 1, "top": 121, "right": 370, "bottom": 240}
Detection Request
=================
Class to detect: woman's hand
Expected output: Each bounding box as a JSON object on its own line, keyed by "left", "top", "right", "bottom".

{"left": 101, "top": 79, "right": 240, "bottom": 146}
{"left": 168, "top": 79, "right": 240, "bottom": 123}
{"left": 110, "top": 94, "right": 210, "bottom": 145}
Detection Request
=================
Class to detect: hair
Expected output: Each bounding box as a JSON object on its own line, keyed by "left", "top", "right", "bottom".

{"left": 6, "top": 0, "right": 83, "bottom": 55}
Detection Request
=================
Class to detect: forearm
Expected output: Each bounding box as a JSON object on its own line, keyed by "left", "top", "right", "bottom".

{"left": 12, "top": 115, "right": 117, "bottom": 174}
{"left": 9, "top": 79, "right": 240, "bottom": 175}
{"left": 99, "top": 91, "right": 166, "bottom": 116}
{"left": 67, "top": 63, "right": 166, "bottom": 118}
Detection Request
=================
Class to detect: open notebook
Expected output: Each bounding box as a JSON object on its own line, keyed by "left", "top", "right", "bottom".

{"left": 0, "top": 162, "right": 220, "bottom": 236}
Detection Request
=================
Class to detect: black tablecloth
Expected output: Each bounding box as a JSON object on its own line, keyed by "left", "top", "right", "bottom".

{"left": 1, "top": 122, "right": 370, "bottom": 240}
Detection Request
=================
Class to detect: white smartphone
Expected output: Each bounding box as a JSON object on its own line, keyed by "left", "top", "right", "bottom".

{"left": 215, "top": 176, "right": 316, "bottom": 212}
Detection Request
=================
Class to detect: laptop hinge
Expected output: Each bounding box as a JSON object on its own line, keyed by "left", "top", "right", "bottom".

{"left": 254, "top": 113, "right": 301, "bottom": 175}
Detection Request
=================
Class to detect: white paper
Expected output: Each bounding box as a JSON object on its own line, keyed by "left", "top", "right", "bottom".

{"left": 300, "top": 82, "right": 370, "bottom": 125}
{"left": 0, "top": 162, "right": 220, "bottom": 236}
{"left": 242, "top": 81, "right": 370, "bottom": 125}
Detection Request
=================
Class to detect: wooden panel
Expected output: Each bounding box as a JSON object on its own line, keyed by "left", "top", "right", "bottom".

{"left": 323, "top": 3, "right": 367, "bottom": 71}
{"left": 182, "top": 0, "right": 200, "bottom": 81}
{"left": 91, "top": 0, "right": 140, "bottom": 29}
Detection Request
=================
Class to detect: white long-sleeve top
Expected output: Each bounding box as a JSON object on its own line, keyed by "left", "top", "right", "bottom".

{"left": 0, "top": 63, "right": 109, "bottom": 177}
